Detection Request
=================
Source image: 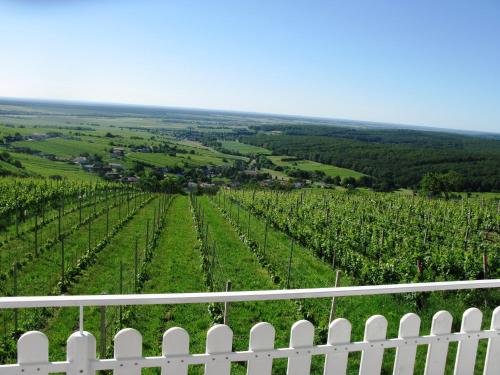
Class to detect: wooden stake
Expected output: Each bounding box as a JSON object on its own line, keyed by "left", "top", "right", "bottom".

{"left": 329, "top": 270, "right": 341, "bottom": 323}
{"left": 99, "top": 306, "right": 106, "bottom": 358}
{"left": 286, "top": 239, "right": 294, "bottom": 289}
{"left": 223, "top": 280, "right": 232, "bottom": 325}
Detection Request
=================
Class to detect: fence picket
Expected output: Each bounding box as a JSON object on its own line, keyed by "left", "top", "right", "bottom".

{"left": 205, "top": 324, "right": 233, "bottom": 375}
{"left": 323, "top": 318, "right": 351, "bottom": 375}
{"left": 424, "top": 310, "right": 453, "bottom": 375}
{"left": 247, "top": 322, "right": 275, "bottom": 375}
{"left": 287, "top": 320, "right": 314, "bottom": 375}
{"left": 114, "top": 328, "right": 142, "bottom": 375}
{"left": 484, "top": 306, "right": 500, "bottom": 375}
{"left": 393, "top": 313, "right": 421, "bottom": 375}
{"left": 359, "top": 315, "right": 388, "bottom": 375}
{"left": 67, "top": 331, "right": 96, "bottom": 375}
{"left": 454, "top": 308, "right": 482, "bottom": 375}
{"left": 162, "top": 327, "right": 190, "bottom": 375}
{"left": 17, "top": 331, "right": 49, "bottom": 375}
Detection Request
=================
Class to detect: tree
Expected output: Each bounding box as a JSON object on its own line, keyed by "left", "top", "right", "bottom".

{"left": 419, "top": 172, "right": 463, "bottom": 198}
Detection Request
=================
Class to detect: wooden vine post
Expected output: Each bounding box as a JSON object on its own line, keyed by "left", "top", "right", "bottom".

{"left": 145, "top": 219, "right": 150, "bottom": 250}
{"left": 263, "top": 219, "right": 269, "bottom": 257}
{"left": 119, "top": 260, "right": 123, "bottom": 329}
{"left": 329, "top": 270, "right": 342, "bottom": 323}
{"left": 223, "top": 280, "right": 232, "bottom": 325}
{"left": 13, "top": 264, "right": 18, "bottom": 332}
{"left": 247, "top": 210, "right": 251, "bottom": 238}
{"left": 106, "top": 189, "right": 109, "bottom": 235}
{"left": 34, "top": 209, "right": 38, "bottom": 257}
{"left": 60, "top": 236, "right": 65, "bottom": 285}
{"left": 286, "top": 239, "right": 295, "bottom": 289}
{"left": 88, "top": 213, "right": 92, "bottom": 252}
{"left": 99, "top": 305, "right": 106, "bottom": 358}
{"left": 134, "top": 238, "right": 139, "bottom": 293}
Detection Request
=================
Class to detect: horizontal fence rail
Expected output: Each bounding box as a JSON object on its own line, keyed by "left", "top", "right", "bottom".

{"left": 0, "top": 307, "right": 499, "bottom": 375}
{"left": 1, "top": 279, "right": 499, "bottom": 309}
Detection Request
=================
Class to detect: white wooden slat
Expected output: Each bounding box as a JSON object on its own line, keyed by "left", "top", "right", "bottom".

{"left": 162, "top": 327, "right": 190, "bottom": 375}
{"left": 204, "top": 324, "right": 233, "bottom": 375}
{"left": 323, "top": 318, "right": 351, "bottom": 375}
{"left": 17, "top": 331, "right": 49, "bottom": 375}
{"left": 287, "top": 320, "right": 314, "bottom": 375}
{"left": 247, "top": 322, "right": 275, "bottom": 375}
{"left": 424, "top": 310, "right": 453, "bottom": 375}
{"left": 359, "top": 315, "right": 388, "bottom": 375}
{"left": 114, "top": 328, "right": 142, "bottom": 375}
{"left": 1, "top": 280, "right": 498, "bottom": 309}
{"left": 484, "top": 306, "right": 500, "bottom": 375}
{"left": 67, "top": 331, "right": 96, "bottom": 375}
{"left": 454, "top": 308, "right": 482, "bottom": 375}
{"left": 393, "top": 313, "right": 421, "bottom": 375}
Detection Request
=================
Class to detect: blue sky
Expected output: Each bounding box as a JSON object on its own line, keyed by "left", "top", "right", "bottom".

{"left": 0, "top": 1, "right": 499, "bottom": 132}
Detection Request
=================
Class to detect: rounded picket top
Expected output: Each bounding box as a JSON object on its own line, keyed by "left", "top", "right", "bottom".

{"left": 206, "top": 324, "right": 233, "bottom": 353}
{"left": 114, "top": 328, "right": 142, "bottom": 358}
{"left": 364, "top": 315, "right": 388, "bottom": 341}
{"left": 290, "top": 319, "right": 314, "bottom": 347}
{"left": 67, "top": 330, "right": 97, "bottom": 372}
{"left": 430, "top": 310, "right": 453, "bottom": 334}
{"left": 249, "top": 322, "right": 275, "bottom": 350}
{"left": 327, "top": 318, "right": 351, "bottom": 344}
{"left": 163, "top": 327, "right": 190, "bottom": 356}
{"left": 18, "top": 331, "right": 49, "bottom": 364}
{"left": 398, "top": 313, "right": 421, "bottom": 338}
{"left": 460, "top": 307, "right": 483, "bottom": 332}
{"left": 491, "top": 305, "right": 500, "bottom": 330}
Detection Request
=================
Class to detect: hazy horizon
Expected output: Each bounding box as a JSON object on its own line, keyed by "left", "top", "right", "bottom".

{"left": 1, "top": 1, "right": 499, "bottom": 133}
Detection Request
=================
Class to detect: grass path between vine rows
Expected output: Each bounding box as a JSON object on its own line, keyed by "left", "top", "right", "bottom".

{"left": 127, "top": 195, "right": 212, "bottom": 374}
{"left": 198, "top": 196, "right": 308, "bottom": 375}
{"left": 41, "top": 195, "right": 160, "bottom": 360}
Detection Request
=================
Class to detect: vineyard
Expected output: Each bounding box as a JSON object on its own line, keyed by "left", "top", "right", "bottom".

{"left": 219, "top": 189, "right": 499, "bottom": 285}
{"left": 0, "top": 177, "right": 498, "bottom": 374}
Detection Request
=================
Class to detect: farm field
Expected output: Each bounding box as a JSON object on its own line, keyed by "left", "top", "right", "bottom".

{"left": 12, "top": 138, "right": 110, "bottom": 158}
{"left": 220, "top": 140, "right": 272, "bottom": 155}
{"left": 267, "top": 155, "right": 365, "bottom": 178}
{"left": 10, "top": 152, "right": 98, "bottom": 181}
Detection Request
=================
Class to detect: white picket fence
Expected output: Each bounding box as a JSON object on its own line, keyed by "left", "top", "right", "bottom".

{"left": 0, "top": 280, "right": 499, "bottom": 375}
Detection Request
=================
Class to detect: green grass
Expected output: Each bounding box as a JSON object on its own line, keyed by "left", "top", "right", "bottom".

{"left": 40, "top": 195, "right": 159, "bottom": 360}
{"left": 128, "top": 196, "right": 212, "bottom": 374}
{"left": 197, "top": 196, "right": 304, "bottom": 374}
{"left": 12, "top": 138, "right": 109, "bottom": 158}
{"left": 268, "top": 155, "right": 365, "bottom": 178}
{"left": 127, "top": 152, "right": 184, "bottom": 168}
{"left": 220, "top": 141, "right": 271, "bottom": 155}
{"left": 10, "top": 152, "right": 98, "bottom": 181}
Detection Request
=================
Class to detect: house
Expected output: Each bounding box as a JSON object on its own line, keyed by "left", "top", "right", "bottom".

{"left": 111, "top": 147, "right": 125, "bottom": 158}
{"left": 73, "top": 156, "right": 88, "bottom": 165}
{"left": 243, "top": 170, "right": 259, "bottom": 177}
{"left": 199, "top": 182, "right": 215, "bottom": 188}
{"left": 83, "top": 164, "right": 96, "bottom": 173}
{"left": 104, "top": 172, "right": 121, "bottom": 180}
{"left": 260, "top": 179, "right": 274, "bottom": 188}
{"left": 29, "top": 133, "right": 49, "bottom": 141}
{"left": 187, "top": 182, "right": 198, "bottom": 192}
{"left": 120, "top": 176, "right": 140, "bottom": 183}
{"left": 109, "top": 163, "right": 123, "bottom": 171}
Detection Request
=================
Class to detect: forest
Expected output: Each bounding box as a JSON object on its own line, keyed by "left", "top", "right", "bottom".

{"left": 242, "top": 125, "right": 500, "bottom": 191}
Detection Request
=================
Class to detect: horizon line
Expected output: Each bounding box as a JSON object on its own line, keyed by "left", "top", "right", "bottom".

{"left": 0, "top": 95, "right": 498, "bottom": 136}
